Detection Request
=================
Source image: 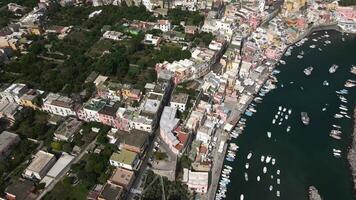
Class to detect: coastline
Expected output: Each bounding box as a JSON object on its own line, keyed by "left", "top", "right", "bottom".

{"left": 308, "top": 186, "right": 322, "bottom": 200}
{"left": 211, "top": 23, "right": 355, "bottom": 199}
{"left": 347, "top": 107, "right": 356, "bottom": 191}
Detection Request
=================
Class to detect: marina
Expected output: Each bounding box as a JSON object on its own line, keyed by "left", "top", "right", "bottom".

{"left": 216, "top": 31, "right": 355, "bottom": 200}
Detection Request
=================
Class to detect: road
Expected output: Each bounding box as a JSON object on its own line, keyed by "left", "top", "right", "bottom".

{"left": 35, "top": 136, "right": 98, "bottom": 200}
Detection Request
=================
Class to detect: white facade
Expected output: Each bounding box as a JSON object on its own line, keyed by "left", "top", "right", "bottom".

{"left": 158, "top": 20, "right": 171, "bottom": 32}
{"left": 0, "top": 83, "right": 28, "bottom": 104}
{"left": 23, "top": 151, "right": 56, "bottom": 180}
{"left": 42, "top": 93, "right": 76, "bottom": 117}
{"left": 183, "top": 168, "right": 209, "bottom": 193}
{"left": 170, "top": 102, "right": 187, "bottom": 112}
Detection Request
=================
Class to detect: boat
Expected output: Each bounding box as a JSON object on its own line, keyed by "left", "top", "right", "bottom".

{"left": 309, "top": 45, "right": 316, "bottom": 48}
{"left": 304, "top": 66, "right": 313, "bottom": 76}
{"left": 272, "top": 158, "right": 276, "bottom": 165}
{"left": 285, "top": 115, "right": 289, "bottom": 120}
{"left": 257, "top": 176, "right": 260, "bottom": 182}
{"left": 240, "top": 194, "right": 244, "bottom": 200}
{"left": 286, "top": 126, "right": 291, "bottom": 132}
{"left": 277, "top": 178, "right": 280, "bottom": 184}
{"left": 333, "top": 149, "right": 341, "bottom": 153}
{"left": 322, "top": 107, "right": 327, "bottom": 111}
{"left": 261, "top": 155, "right": 265, "bottom": 162}
{"left": 279, "top": 60, "right": 286, "bottom": 65}
{"left": 272, "top": 119, "right": 276, "bottom": 124}
{"left": 266, "top": 156, "right": 272, "bottom": 163}
{"left": 263, "top": 166, "right": 267, "bottom": 174}
{"left": 271, "top": 175, "right": 274, "bottom": 179}
{"left": 247, "top": 152, "right": 252, "bottom": 160}
{"left": 245, "top": 172, "right": 248, "bottom": 181}
{"left": 267, "top": 131, "right": 272, "bottom": 138}
{"left": 282, "top": 108, "right": 286, "bottom": 112}
{"left": 277, "top": 191, "right": 280, "bottom": 197}
{"left": 329, "top": 64, "right": 339, "bottom": 73}
{"left": 334, "top": 114, "right": 343, "bottom": 119}
{"left": 269, "top": 185, "right": 273, "bottom": 191}
{"left": 288, "top": 109, "right": 292, "bottom": 114}
{"left": 297, "top": 55, "right": 303, "bottom": 59}
{"left": 277, "top": 170, "right": 280, "bottom": 175}
{"left": 333, "top": 124, "right": 341, "bottom": 129}
{"left": 323, "top": 80, "right": 329, "bottom": 86}
{"left": 301, "top": 112, "right": 310, "bottom": 125}
{"left": 245, "top": 163, "right": 249, "bottom": 169}
{"left": 351, "top": 65, "right": 356, "bottom": 74}
{"left": 278, "top": 106, "right": 282, "bottom": 111}
{"left": 312, "top": 38, "right": 317, "bottom": 42}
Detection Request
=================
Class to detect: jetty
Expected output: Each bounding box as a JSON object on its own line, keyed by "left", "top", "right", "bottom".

{"left": 308, "top": 186, "right": 322, "bottom": 200}
{"left": 347, "top": 107, "right": 356, "bottom": 190}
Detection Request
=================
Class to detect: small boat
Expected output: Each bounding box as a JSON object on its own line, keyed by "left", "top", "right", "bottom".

{"left": 271, "top": 175, "right": 274, "bottom": 179}
{"left": 278, "top": 106, "right": 282, "bottom": 111}
{"left": 272, "top": 119, "right": 276, "bottom": 124}
{"left": 334, "top": 114, "right": 343, "bottom": 119}
{"left": 277, "top": 178, "right": 280, "bottom": 184}
{"left": 304, "top": 66, "right": 313, "bottom": 76}
{"left": 272, "top": 158, "right": 276, "bottom": 165}
{"left": 332, "top": 124, "right": 341, "bottom": 129}
{"left": 285, "top": 115, "right": 289, "bottom": 120}
{"left": 266, "top": 156, "right": 272, "bottom": 163}
{"left": 280, "top": 60, "right": 286, "bottom": 65}
{"left": 286, "top": 126, "right": 291, "bottom": 132}
{"left": 263, "top": 167, "right": 267, "bottom": 174}
{"left": 301, "top": 112, "right": 310, "bottom": 125}
{"left": 309, "top": 45, "right": 316, "bottom": 48}
{"left": 322, "top": 107, "right": 327, "bottom": 111}
{"left": 240, "top": 194, "right": 244, "bottom": 200}
{"left": 269, "top": 185, "right": 273, "bottom": 191}
{"left": 329, "top": 64, "right": 339, "bottom": 73}
{"left": 245, "top": 163, "right": 249, "bottom": 169}
{"left": 297, "top": 55, "right": 303, "bottom": 59}
{"left": 247, "top": 152, "right": 252, "bottom": 160}
{"left": 257, "top": 176, "right": 260, "bottom": 182}
{"left": 277, "top": 190, "right": 280, "bottom": 197}
{"left": 288, "top": 109, "right": 292, "bottom": 114}
{"left": 267, "top": 131, "right": 272, "bottom": 138}
{"left": 282, "top": 108, "right": 286, "bottom": 112}
{"left": 277, "top": 170, "right": 280, "bottom": 175}
{"left": 323, "top": 80, "right": 329, "bottom": 86}
{"left": 245, "top": 172, "right": 248, "bottom": 181}
{"left": 261, "top": 155, "right": 265, "bottom": 162}
{"left": 318, "top": 48, "right": 323, "bottom": 51}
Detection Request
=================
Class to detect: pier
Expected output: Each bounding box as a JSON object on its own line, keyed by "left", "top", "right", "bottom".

{"left": 347, "top": 107, "right": 356, "bottom": 190}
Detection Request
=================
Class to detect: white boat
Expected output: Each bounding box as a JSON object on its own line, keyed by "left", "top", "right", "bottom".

{"left": 278, "top": 106, "right": 282, "bottom": 111}
{"left": 285, "top": 115, "right": 289, "bottom": 120}
{"left": 333, "top": 149, "right": 341, "bottom": 153}
{"left": 280, "top": 60, "right": 286, "bottom": 65}
{"left": 304, "top": 66, "right": 313, "bottom": 76}
{"left": 272, "top": 119, "right": 276, "bottom": 124}
{"left": 282, "top": 108, "right": 286, "bottom": 112}
{"left": 269, "top": 185, "right": 273, "bottom": 191}
{"left": 261, "top": 155, "right": 265, "bottom": 162}
{"left": 309, "top": 45, "right": 316, "bottom": 48}
{"left": 286, "top": 126, "right": 291, "bottom": 132}
{"left": 323, "top": 80, "right": 329, "bottom": 86}
{"left": 322, "top": 107, "right": 327, "bottom": 111}
{"left": 266, "top": 156, "right": 272, "bottom": 163}
{"left": 297, "top": 55, "right": 303, "bottom": 59}
{"left": 277, "top": 178, "right": 280, "bottom": 184}
{"left": 247, "top": 152, "right": 252, "bottom": 160}
{"left": 272, "top": 158, "right": 276, "bottom": 165}
{"left": 240, "top": 194, "right": 244, "bottom": 200}
{"left": 277, "top": 190, "right": 280, "bottom": 197}
{"left": 312, "top": 38, "right": 317, "bottom": 42}
{"left": 245, "top": 172, "right": 248, "bottom": 181}
{"left": 263, "top": 166, "right": 267, "bottom": 174}
{"left": 277, "top": 170, "right": 280, "bottom": 175}
{"left": 271, "top": 175, "right": 274, "bottom": 179}
{"left": 278, "top": 122, "right": 282, "bottom": 125}
{"left": 288, "top": 109, "right": 292, "bottom": 114}
{"left": 334, "top": 114, "right": 343, "bottom": 119}
{"left": 277, "top": 111, "right": 281, "bottom": 115}
{"left": 329, "top": 64, "right": 339, "bottom": 73}
{"left": 257, "top": 176, "right": 260, "bottom": 182}
{"left": 267, "top": 131, "right": 272, "bottom": 138}
{"left": 245, "top": 163, "right": 249, "bottom": 169}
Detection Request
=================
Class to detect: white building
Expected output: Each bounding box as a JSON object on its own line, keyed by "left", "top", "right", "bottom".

{"left": 183, "top": 168, "right": 209, "bottom": 193}
{"left": 143, "top": 34, "right": 162, "bottom": 46}
{"left": 158, "top": 20, "right": 171, "bottom": 32}
{"left": 42, "top": 93, "right": 76, "bottom": 117}
{"left": 0, "top": 83, "right": 28, "bottom": 104}
{"left": 23, "top": 151, "right": 57, "bottom": 180}
{"left": 103, "top": 31, "right": 124, "bottom": 41}
{"left": 196, "top": 125, "right": 214, "bottom": 144}
{"left": 170, "top": 93, "right": 189, "bottom": 112}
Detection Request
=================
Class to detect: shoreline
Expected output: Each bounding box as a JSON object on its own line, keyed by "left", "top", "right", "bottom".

{"left": 347, "top": 107, "right": 356, "bottom": 191}
{"left": 211, "top": 23, "right": 355, "bottom": 199}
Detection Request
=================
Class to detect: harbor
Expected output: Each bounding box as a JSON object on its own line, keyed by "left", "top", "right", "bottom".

{"left": 217, "top": 30, "right": 356, "bottom": 200}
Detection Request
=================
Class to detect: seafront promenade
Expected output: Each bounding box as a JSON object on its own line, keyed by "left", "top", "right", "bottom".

{"left": 347, "top": 107, "right": 356, "bottom": 190}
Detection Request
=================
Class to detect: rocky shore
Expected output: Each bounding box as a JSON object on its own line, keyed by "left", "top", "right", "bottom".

{"left": 347, "top": 107, "right": 356, "bottom": 190}
{"left": 308, "top": 186, "right": 322, "bottom": 200}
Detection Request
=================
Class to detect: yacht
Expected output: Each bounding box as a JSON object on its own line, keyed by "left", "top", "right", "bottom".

{"left": 257, "top": 176, "right": 261, "bottom": 182}
{"left": 277, "top": 191, "right": 280, "bottom": 197}
{"left": 272, "top": 158, "right": 276, "bottom": 165}
{"left": 304, "top": 66, "right": 313, "bottom": 76}
{"left": 334, "top": 114, "right": 343, "bottom": 119}
{"left": 282, "top": 108, "right": 287, "bottom": 112}
{"left": 247, "top": 152, "right": 252, "bottom": 160}
{"left": 261, "top": 155, "right": 265, "bottom": 162}
{"left": 333, "top": 124, "right": 342, "bottom": 129}
{"left": 263, "top": 167, "right": 267, "bottom": 174}
{"left": 266, "top": 156, "right": 272, "bottom": 163}
{"left": 267, "top": 131, "right": 272, "bottom": 138}
{"left": 301, "top": 112, "right": 310, "bottom": 125}
{"left": 285, "top": 115, "right": 289, "bottom": 120}
{"left": 318, "top": 48, "right": 323, "bottom": 51}
{"left": 278, "top": 106, "right": 282, "bottom": 111}
{"left": 272, "top": 119, "right": 276, "bottom": 124}
{"left": 245, "top": 163, "right": 249, "bottom": 169}
{"left": 240, "top": 194, "right": 244, "bottom": 200}
{"left": 288, "top": 109, "right": 292, "bottom": 114}
{"left": 271, "top": 175, "right": 274, "bottom": 179}
{"left": 277, "top": 178, "right": 281, "bottom": 184}
{"left": 297, "top": 55, "right": 303, "bottom": 59}
{"left": 329, "top": 64, "right": 339, "bottom": 73}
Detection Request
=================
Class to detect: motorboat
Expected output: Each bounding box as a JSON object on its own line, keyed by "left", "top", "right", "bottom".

{"left": 261, "top": 155, "right": 265, "bottom": 162}
{"left": 288, "top": 109, "right": 292, "bottom": 114}
{"left": 286, "top": 126, "right": 291, "bottom": 132}
{"left": 304, "top": 66, "right": 313, "bottom": 76}
{"left": 301, "top": 112, "right": 310, "bottom": 125}
{"left": 263, "top": 167, "right": 267, "bottom": 174}
{"left": 329, "top": 64, "right": 339, "bottom": 73}
{"left": 297, "top": 55, "right": 303, "bottom": 59}
{"left": 309, "top": 45, "right": 316, "bottom": 48}
{"left": 285, "top": 115, "right": 289, "bottom": 120}
{"left": 269, "top": 185, "right": 273, "bottom": 191}
{"left": 278, "top": 106, "right": 282, "bottom": 111}
{"left": 277, "top": 191, "right": 280, "bottom": 197}
{"left": 280, "top": 60, "right": 286, "bottom": 65}
{"left": 245, "top": 172, "right": 248, "bottom": 181}
{"left": 240, "top": 194, "right": 244, "bottom": 200}
{"left": 323, "top": 80, "right": 329, "bottom": 86}
{"left": 271, "top": 175, "right": 274, "bottom": 179}
{"left": 257, "top": 176, "right": 260, "bottom": 182}
{"left": 282, "top": 108, "right": 286, "bottom": 112}
{"left": 266, "top": 156, "right": 272, "bottom": 163}
{"left": 267, "top": 131, "right": 272, "bottom": 138}
{"left": 272, "top": 119, "right": 276, "bottom": 124}
{"left": 277, "top": 178, "right": 280, "bottom": 184}
{"left": 272, "top": 158, "right": 276, "bottom": 165}
{"left": 334, "top": 114, "right": 343, "bottom": 119}
{"left": 277, "top": 170, "right": 280, "bottom": 175}
{"left": 247, "top": 152, "right": 252, "bottom": 160}
{"left": 245, "top": 163, "right": 249, "bottom": 169}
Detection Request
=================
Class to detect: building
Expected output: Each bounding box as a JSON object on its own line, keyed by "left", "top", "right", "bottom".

{"left": 109, "top": 149, "right": 140, "bottom": 170}
{"left": 170, "top": 93, "right": 189, "bottom": 112}
{"left": 196, "top": 126, "right": 214, "bottom": 144}
{"left": 182, "top": 168, "right": 209, "bottom": 193}
{"left": 185, "top": 25, "right": 198, "bottom": 35}
{"left": 0, "top": 131, "right": 20, "bottom": 160}
{"left": 5, "top": 179, "right": 35, "bottom": 200}
{"left": 143, "top": 34, "right": 162, "bottom": 46}
{"left": 42, "top": 93, "right": 76, "bottom": 117}
{"left": 98, "top": 183, "right": 124, "bottom": 200}
{"left": 0, "top": 101, "right": 20, "bottom": 124}
{"left": 53, "top": 117, "right": 82, "bottom": 141}
{"left": 158, "top": 20, "right": 171, "bottom": 32}
{"left": 77, "top": 98, "right": 106, "bottom": 122}
{"left": 103, "top": 31, "right": 124, "bottom": 41}
{"left": 23, "top": 150, "right": 57, "bottom": 180}
{"left": 0, "top": 83, "right": 28, "bottom": 103}
{"left": 108, "top": 167, "right": 135, "bottom": 190}
{"left": 98, "top": 102, "right": 120, "bottom": 128}
{"left": 19, "top": 89, "right": 44, "bottom": 110}
{"left": 41, "top": 153, "right": 74, "bottom": 186}
{"left": 116, "top": 129, "right": 149, "bottom": 154}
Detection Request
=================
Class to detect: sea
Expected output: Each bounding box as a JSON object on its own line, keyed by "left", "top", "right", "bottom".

{"left": 221, "top": 30, "right": 356, "bottom": 200}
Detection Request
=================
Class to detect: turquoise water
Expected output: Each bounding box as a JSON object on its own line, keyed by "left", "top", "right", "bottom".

{"left": 224, "top": 30, "right": 356, "bottom": 200}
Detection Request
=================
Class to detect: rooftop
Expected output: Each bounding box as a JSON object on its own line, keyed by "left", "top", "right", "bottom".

{"left": 109, "top": 167, "right": 135, "bottom": 188}
{"left": 26, "top": 151, "right": 55, "bottom": 173}
{"left": 99, "top": 183, "right": 123, "bottom": 200}
{"left": 54, "top": 117, "right": 82, "bottom": 140}
{"left": 0, "top": 131, "right": 19, "bottom": 152}
{"left": 110, "top": 149, "right": 138, "bottom": 165}
{"left": 117, "top": 129, "right": 149, "bottom": 150}
{"left": 171, "top": 93, "right": 189, "bottom": 104}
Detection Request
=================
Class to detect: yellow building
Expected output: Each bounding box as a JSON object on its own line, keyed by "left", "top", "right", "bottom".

{"left": 19, "top": 89, "right": 43, "bottom": 110}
